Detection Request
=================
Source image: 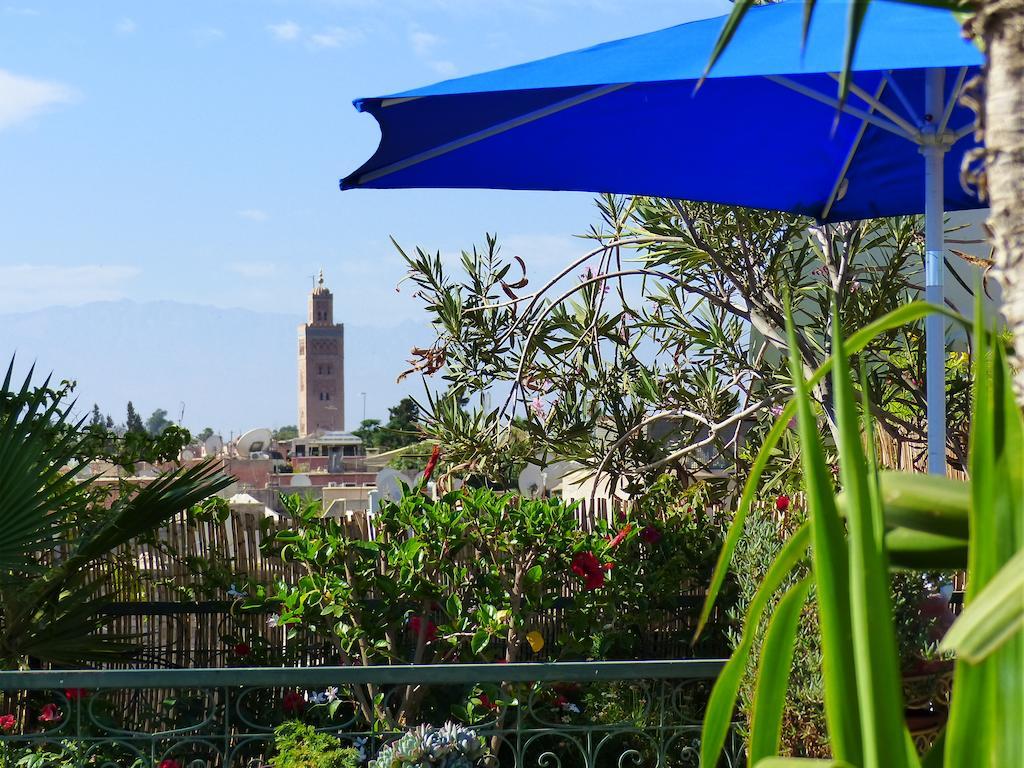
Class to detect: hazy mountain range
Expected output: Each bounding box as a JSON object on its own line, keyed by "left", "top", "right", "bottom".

{"left": 1, "top": 300, "right": 436, "bottom": 437}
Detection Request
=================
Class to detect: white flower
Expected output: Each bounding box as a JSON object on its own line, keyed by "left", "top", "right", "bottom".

{"left": 325, "top": 686, "right": 339, "bottom": 702}
{"left": 266, "top": 614, "right": 280, "bottom": 628}
{"left": 561, "top": 702, "right": 580, "bottom": 714}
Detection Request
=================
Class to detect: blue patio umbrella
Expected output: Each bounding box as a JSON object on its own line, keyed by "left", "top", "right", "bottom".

{"left": 342, "top": 0, "right": 985, "bottom": 474}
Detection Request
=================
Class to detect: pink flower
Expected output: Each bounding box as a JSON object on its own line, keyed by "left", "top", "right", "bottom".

{"left": 38, "top": 704, "right": 61, "bottom": 723}
{"left": 640, "top": 525, "right": 662, "bottom": 545}
{"left": 408, "top": 615, "right": 438, "bottom": 642}
{"left": 282, "top": 692, "right": 305, "bottom": 716}
{"left": 776, "top": 494, "right": 791, "bottom": 512}
{"left": 64, "top": 688, "right": 87, "bottom": 702}
{"left": 159, "top": 760, "right": 181, "bottom": 768}
{"left": 530, "top": 396, "right": 547, "bottom": 420}
{"left": 0, "top": 714, "right": 15, "bottom": 732}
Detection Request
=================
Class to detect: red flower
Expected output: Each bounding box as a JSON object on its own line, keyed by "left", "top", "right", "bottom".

{"left": 422, "top": 444, "right": 441, "bottom": 484}
{"left": 478, "top": 694, "right": 497, "bottom": 711}
{"left": 571, "top": 552, "right": 610, "bottom": 590}
{"left": 38, "top": 704, "right": 61, "bottom": 723}
{"left": 606, "top": 524, "right": 633, "bottom": 550}
{"left": 640, "top": 525, "right": 662, "bottom": 545}
{"left": 233, "top": 642, "right": 251, "bottom": 657}
{"left": 0, "top": 714, "right": 15, "bottom": 732}
{"left": 553, "top": 694, "right": 568, "bottom": 707}
{"left": 776, "top": 494, "right": 790, "bottom": 512}
{"left": 159, "top": 761, "right": 182, "bottom": 768}
{"left": 64, "top": 688, "right": 87, "bottom": 702}
{"left": 282, "top": 692, "right": 305, "bottom": 716}
{"left": 408, "top": 615, "right": 438, "bottom": 642}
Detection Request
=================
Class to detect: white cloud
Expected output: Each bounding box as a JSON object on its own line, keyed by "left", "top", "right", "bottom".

{"left": 3, "top": 6, "right": 39, "bottom": 15}
{"left": 431, "top": 60, "right": 457, "bottom": 76}
{"left": 227, "top": 262, "right": 278, "bottom": 279}
{"left": 0, "top": 265, "right": 140, "bottom": 313}
{"left": 410, "top": 30, "right": 440, "bottom": 56}
{"left": 193, "top": 26, "right": 224, "bottom": 44}
{"left": 237, "top": 209, "right": 269, "bottom": 221}
{"left": 309, "top": 26, "right": 362, "bottom": 49}
{"left": 268, "top": 20, "right": 301, "bottom": 41}
{"left": 114, "top": 17, "right": 136, "bottom": 35}
{"left": 0, "top": 69, "right": 77, "bottom": 132}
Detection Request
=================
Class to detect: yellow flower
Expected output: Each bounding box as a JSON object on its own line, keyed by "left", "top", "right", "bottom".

{"left": 526, "top": 630, "right": 545, "bottom": 653}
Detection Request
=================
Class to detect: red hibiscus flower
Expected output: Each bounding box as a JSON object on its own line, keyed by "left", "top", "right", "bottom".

{"left": 38, "top": 704, "right": 61, "bottom": 723}
{"left": 159, "top": 760, "right": 182, "bottom": 768}
{"left": 640, "top": 525, "right": 662, "bottom": 545}
{"left": 233, "top": 642, "right": 251, "bottom": 657}
{"left": 408, "top": 615, "right": 438, "bottom": 642}
{"left": 478, "top": 694, "right": 497, "bottom": 711}
{"left": 282, "top": 692, "right": 305, "bottom": 716}
{"left": 0, "top": 714, "right": 15, "bottom": 732}
{"left": 776, "top": 494, "right": 791, "bottom": 512}
{"left": 64, "top": 688, "right": 87, "bottom": 702}
{"left": 571, "top": 552, "right": 611, "bottom": 590}
{"left": 606, "top": 524, "right": 633, "bottom": 550}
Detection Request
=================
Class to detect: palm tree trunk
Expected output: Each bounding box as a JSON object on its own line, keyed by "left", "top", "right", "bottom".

{"left": 978, "top": 0, "right": 1024, "bottom": 401}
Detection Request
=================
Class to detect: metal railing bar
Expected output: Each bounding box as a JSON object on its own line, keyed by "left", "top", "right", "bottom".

{"left": 0, "top": 660, "right": 726, "bottom": 690}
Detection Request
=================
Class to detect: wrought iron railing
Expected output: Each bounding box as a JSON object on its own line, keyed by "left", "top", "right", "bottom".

{"left": 0, "top": 660, "right": 742, "bottom": 767}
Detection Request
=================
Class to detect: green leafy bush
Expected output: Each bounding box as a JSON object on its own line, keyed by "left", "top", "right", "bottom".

{"left": 270, "top": 721, "right": 360, "bottom": 768}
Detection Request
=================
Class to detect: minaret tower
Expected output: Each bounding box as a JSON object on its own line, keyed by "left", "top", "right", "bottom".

{"left": 298, "top": 269, "right": 345, "bottom": 435}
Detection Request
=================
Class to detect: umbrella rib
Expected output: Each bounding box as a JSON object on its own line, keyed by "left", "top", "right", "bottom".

{"left": 820, "top": 79, "right": 888, "bottom": 221}
{"left": 938, "top": 67, "right": 968, "bottom": 135}
{"left": 882, "top": 71, "right": 921, "bottom": 127}
{"left": 765, "top": 75, "right": 919, "bottom": 143}
{"left": 826, "top": 74, "right": 920, "bottom": 138}
{"left": 353, "top": 82, "right": 633, "bottom": 186}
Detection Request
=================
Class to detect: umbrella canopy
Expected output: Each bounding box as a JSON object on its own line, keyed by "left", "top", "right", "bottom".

{"left": 342, "top": 0, "right": 982, "bottom": 223}
{"left": 342, "top": 0, "right": 986, "bottom": 475}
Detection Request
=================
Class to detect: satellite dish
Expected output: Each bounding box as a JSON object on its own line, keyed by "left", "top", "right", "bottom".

{"left": 180, "top": 449, "right": 195, "bottom": 461}
{"left": 237, "top": 428, "right": 273, "bottom": 456}
{"left": 290, "top": 474, "right": 312, "bottom": 487}
{"left": 203, "top": 435, "right": 223, "bottom": 457}
{"left": 543, "top": 461, "right": 578, "bottom": 488}
{"left": 517, "top": 464, "right": 546, "bottom": 498}
{"left": 376, "top": 468, "right": 408, "bottom": 503}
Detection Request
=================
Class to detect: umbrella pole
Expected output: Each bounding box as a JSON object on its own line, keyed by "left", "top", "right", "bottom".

{"left": 924, "top": 68, "right": 946, "bottom": 475}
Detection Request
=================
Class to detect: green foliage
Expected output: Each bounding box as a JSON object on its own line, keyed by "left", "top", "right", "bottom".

{"left": 700, "top": 300, "right": 1024, "bottom": 766}
{"left": 0, "top": 359, "right": 232, "bottom": 668}
{"left": 270, "top": 721, "right": 360, "bottom": 768}
{"left": 354, "top": 398, "right": 423, "bottom": 451}
{"left": 125, "top": 401, "right": 145, "bottom": 434}
{"left": 273, "top": 425, "right": 299, "bottom": 441}
{"left": 399, "top": 199, "right": 976, "bottom": 498}
{"left": 145, "top": 408, "right": 173, "bottom": 436}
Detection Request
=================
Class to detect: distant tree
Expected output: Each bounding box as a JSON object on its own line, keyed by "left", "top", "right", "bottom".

{"left": 104, "top": 415, "right": 115, "bottom": 430}
{"left": 145, "top": 408, "right": 172, "bottom": 436}
{"left": 196, "top": 427, "right": 215, "bottom": 443}
{"left": 125, "top": 401, "right": 145, "bottom": 434}
{"left": 89, "top": 404, "right": 104, "bottom": 427}
{"left": 353, "top": 418, "right": 382, "bottom": 446}
{"left": 273, "top": 425, "right": 299, "bottom": 441}
{"left": 377, "top": 397, "right": 422, "bottom": 450}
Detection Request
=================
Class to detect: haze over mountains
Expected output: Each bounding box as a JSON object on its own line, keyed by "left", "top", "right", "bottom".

{"left": 1, "top": 300, "right": 434, "bottom": 437}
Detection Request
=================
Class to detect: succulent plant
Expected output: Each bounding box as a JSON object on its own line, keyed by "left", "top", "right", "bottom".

{"left": 369, "top": 722, "right": 487, "bottom": 768}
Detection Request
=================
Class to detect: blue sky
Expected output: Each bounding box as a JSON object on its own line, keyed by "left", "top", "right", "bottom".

{"left": 0, "top": 0, "right": 729, "bottom": 323}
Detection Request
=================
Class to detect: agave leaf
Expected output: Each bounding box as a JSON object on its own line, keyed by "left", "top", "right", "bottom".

{"left": 788, "top": 303, "right": 862, "bottom": 765}
{"left": 836, "top": 472, "right": 969, "bottom": 539}
{"left": 700, "top": 522, "right": 811, "bottom": 767}
{"left": 940, "top": 547, "right": 1024, "bottom": 662}
{"left": 696, "top": 301, "right": 967, "bottom": 640}
{"left": 748, "top": 577, "right": 812, "bottom": 763}
{"left": 885, "top": 527, "right": 967, "bottom": 570}
{"left": 756, "top": 760, "right": 855, "bottom": 768}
